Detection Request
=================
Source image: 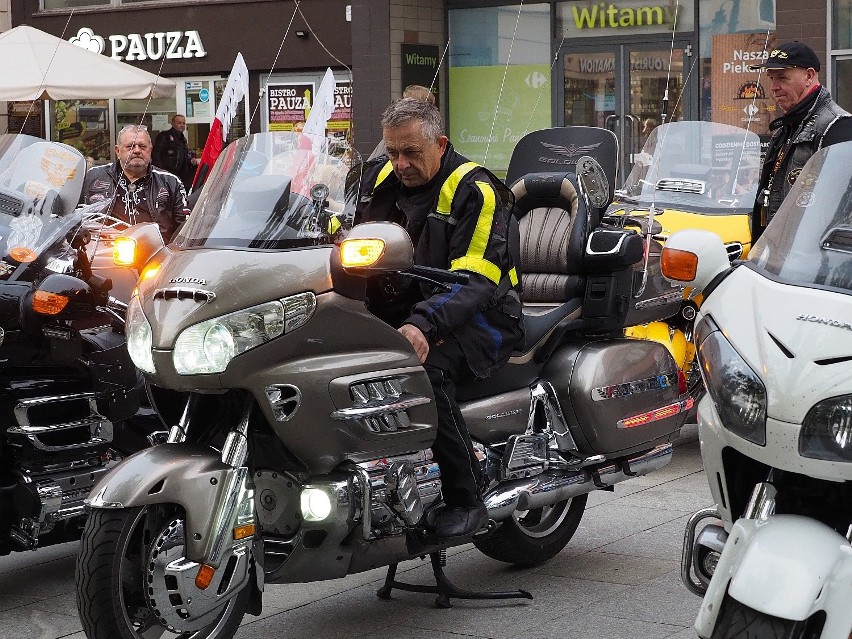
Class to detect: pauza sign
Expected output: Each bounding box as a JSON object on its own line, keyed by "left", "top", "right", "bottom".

{"left": 70, "top": 27, "right": 207, "bottom": 62}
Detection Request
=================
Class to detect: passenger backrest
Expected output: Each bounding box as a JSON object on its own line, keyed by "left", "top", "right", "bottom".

{"left": 511, "top": 172, "right": 587, "bottom": 304}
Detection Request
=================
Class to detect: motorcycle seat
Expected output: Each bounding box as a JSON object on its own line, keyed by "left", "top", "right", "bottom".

{"left": 511, "top": 172, "right": 590, "bottom": 306}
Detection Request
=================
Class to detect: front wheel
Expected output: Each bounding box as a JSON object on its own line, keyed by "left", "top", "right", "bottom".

{"left": 710, "top": 595, "right": 823, "bottom": 639}
{"left": 473, "top": 494, "right": 587, "bottom": 567}
{"left": 76, "top": 506, "right": 250, "bottom": 639}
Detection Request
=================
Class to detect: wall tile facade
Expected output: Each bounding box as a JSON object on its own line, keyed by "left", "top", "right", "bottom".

{"left": 776, "top": 0, "right": 828, "bottom": 69}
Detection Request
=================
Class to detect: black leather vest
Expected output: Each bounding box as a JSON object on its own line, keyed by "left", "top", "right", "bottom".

{"left": 765, "top": 88, "right": 851, "bottom": 222}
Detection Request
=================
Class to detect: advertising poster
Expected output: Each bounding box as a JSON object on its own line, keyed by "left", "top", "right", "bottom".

{"left": 448, "top": 64, "right": 552, "bottom": 175}
{"left": 327, "top": 82, "right": 353, "bottom": 151}
{"left": 267, "top": 83, "right": 314, "bottom": 132}
{"left": 711, "top": 33, "right": 777, "bottom": 136}
{"left": 401, "top": 44, "right": 440, "bottom": 106}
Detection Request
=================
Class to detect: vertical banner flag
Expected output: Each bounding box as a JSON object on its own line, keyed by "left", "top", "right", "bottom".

{"left": 303, "top": 67, "right": 336, "bottom": 139}
{"left": 192, "top": 52, "right": 249, "bottom": 191}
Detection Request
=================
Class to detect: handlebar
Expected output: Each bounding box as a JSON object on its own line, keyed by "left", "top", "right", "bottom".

{"left": 406, "top": 265, "right": 470, "bottom": 285}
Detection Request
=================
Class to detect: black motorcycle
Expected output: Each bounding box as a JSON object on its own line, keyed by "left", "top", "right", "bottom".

{"left": 0, "top": 134, "right": 153, "bottom": 555}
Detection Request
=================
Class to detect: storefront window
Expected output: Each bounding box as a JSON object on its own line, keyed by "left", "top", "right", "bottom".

{"left": 116, "top": 97, "right": 176, "bottom": 151}
{"left": 698, "top": 0, "right": 775, "bottom": 133}
{"left": 43, "top": 0, "right": 178, "bottom": 7}
{"left": 834, "top": 0, "right": 852, "bottom": 50}
{"left": 832, "top": 0, "right": 852, "bottom": 111}
{"left": 49, "top": 99, "right": 112, "bottom": 164}
{"left": 448, "top": 4, "right": 551, "bottom": 175}
{"left": 43, "top": 0, "right": 109, "bottom": 8}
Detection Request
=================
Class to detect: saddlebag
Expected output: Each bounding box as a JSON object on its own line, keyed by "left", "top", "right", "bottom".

{"left": 541, "top": 337, "right": 687, "bottom": 457}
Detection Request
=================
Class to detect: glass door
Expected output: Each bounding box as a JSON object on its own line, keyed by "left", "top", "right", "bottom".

{"left": 562, "top": 41, "right": 693, "bottom": 185}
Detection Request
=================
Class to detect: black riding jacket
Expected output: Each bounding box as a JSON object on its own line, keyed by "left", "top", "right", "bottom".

{"left": 354, "top": 144, "right": 523, "bottom": 377}
{"left": 81, "top": 162, "right": 188, "bottom": 242}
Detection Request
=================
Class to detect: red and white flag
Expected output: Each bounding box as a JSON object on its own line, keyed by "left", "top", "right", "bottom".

{"left": 191, "top": 52, "right": 249, "bottom": 191}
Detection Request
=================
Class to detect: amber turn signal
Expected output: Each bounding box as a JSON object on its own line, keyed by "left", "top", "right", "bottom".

{"left": 195, "top": 564, "right": 216, "bottom": 590}
{"left": 33, "top": 290, "right": 69, "bottom": 315}
{"left": 661, "top": 247, "right": 698, "bottom": 282}
{"left": 340, "top": 238, "right": 385, "bottom": 268}
{"left": 9, "top": 247, "right": 37, "bottom": 263}
{"left": 113, "top": 236, "right": 137, "bottom": 266}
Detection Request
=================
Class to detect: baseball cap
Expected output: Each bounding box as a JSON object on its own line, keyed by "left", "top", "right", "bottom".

{"left": 749, "top": 41, "right": 821, "bottom": 71}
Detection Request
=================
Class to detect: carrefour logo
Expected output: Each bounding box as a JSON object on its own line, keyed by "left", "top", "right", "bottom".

{"left": 69, "top": 27, "right": 207, "bottom": 62}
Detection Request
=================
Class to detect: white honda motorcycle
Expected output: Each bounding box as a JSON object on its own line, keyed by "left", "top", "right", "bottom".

{"left": 667, "top": 143, "right": 852, "bottom": 639}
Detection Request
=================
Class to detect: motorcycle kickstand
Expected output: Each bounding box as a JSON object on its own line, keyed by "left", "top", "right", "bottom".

{"left": 376, "top": 550, "right": 533, "bottom": 609}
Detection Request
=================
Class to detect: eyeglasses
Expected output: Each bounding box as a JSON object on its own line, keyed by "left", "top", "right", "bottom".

{"left": 121, "top": 142, "right": 151, "bottom": 151}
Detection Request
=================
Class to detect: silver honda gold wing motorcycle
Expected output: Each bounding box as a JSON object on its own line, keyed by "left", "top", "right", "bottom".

{"left": 76, "top": 131, "right": 691, "bottom": 638}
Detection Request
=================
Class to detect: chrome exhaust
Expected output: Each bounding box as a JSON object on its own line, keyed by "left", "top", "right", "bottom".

{"left": 484, "top": 444, "right": 673, "bottom": 520}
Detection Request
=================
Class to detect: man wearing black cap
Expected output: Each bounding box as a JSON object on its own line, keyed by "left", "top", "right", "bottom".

{"left": 750, "top": 41, "right": 852, "bottom": 237}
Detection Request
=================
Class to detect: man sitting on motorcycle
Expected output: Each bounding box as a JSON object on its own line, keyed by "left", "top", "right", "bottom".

{"left": 81, "top": 124, "right": 188, "bottom": 243}
{"left": 354, "top": 98, "right": 524, "bottom": 539}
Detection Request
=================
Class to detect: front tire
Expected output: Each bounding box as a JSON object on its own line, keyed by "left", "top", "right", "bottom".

{"left": 76, "top": 506, "right": 250, "bottom": 639}
{"left": 710, "top": 595, "right": 823, "bottom": 639}
{"left": 473, "top": 494, "right": 587, "bottom": 566}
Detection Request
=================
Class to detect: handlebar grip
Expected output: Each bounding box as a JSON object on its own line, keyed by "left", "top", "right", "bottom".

{"left": 407, "top": 265, "right": 470, "bottom": 285}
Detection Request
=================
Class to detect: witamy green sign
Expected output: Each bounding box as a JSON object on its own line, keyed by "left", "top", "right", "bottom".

{"left": 570, "top": 2, "right": 681, "bottom": 29}
{"left": 401, "top": 44, "right": 440, "bottom": 106}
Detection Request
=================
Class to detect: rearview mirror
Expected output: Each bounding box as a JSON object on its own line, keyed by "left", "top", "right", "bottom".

{"left": 338, "top": 222, "right": 414, "bottom": 274}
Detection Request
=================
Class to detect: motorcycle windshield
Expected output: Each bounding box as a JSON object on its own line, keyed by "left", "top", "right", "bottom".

{"left": 749, "top": 143, "right": 852, "bottom": 296}
{"left": 619, "top": 122, "right": 762, "bottom": 214}
{"left": 0, "top": 134, "right": 86, "bottom": 279}
{"left": 173, "top": 132, "right": 353, "bottom": 251}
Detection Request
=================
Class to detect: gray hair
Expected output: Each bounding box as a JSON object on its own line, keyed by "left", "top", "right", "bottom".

{"left": 117, "top": 124, "right": 150, "bottom": 145}
{"left": 381, "top": 98, "right": 443, "bottom": 142}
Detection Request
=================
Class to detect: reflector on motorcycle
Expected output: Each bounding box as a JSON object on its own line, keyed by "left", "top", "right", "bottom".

{"left": 32, "top": 290, "right": 69, "bottom": 315}
{"left": 233, "top": 523, "right": 256, "bottom": 540}
{"left": 340, "top": 238, "right": 385, "bottom": 268}
{"left": 113, "top": 236, "right": 137, "bottom": 266}
{"left": 661, "top": 247, "right": 698, "bottom": 281}
{"left": 195, "top": 564, "right": 216, "bottom": 590}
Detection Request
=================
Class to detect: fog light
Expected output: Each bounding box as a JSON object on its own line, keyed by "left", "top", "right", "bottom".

{"left": 301, "top": 487, "right": 332, "bottom": 521}
{"left": 701, "top": 550, "right": 720, "bottom": 577}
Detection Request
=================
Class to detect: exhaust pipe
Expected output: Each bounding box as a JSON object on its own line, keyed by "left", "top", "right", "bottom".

{"left": 484, "top": 444, "right": 672, "bottom": 520}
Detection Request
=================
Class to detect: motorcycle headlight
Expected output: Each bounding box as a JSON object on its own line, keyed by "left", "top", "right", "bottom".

{"left": 173, "top": 292, "right": 316, "bottom": 375}
{"left": 799, "top": 395, "right": 852, "bottom": 462}
{"left": 696, "top": 318, "right": 767, "bottom": 445}
{"left": 126, "top": 296, "right": 155, "bottom": 374}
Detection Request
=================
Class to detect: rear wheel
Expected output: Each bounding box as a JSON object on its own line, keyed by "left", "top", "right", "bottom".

{"left": 473, "top": 494, "right": 587, "bottom": 566}
{"left": 76, "top": 505, "right": 250, "bottom": 639}
{"left": 710, "top": 595, "right": 824, "bottom": 639}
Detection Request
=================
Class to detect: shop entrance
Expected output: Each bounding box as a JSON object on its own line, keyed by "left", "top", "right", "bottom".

{"left": 560, "top": 39, "right": 695, "bottom": 184}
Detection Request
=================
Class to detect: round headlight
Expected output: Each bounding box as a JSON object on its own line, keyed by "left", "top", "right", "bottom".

{"left": 800, "top": 395, "right": 852, "bottom": 462}
{"left": 125, "top": 297, "right": 155, "bottom": 374}
{"left": 202, "top": 323, "right": 235, "bottom": 371}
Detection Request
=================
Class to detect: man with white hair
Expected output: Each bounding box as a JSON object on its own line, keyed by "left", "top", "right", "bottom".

{"left": 82, "top": 124, "right": 188, "bottom": 242}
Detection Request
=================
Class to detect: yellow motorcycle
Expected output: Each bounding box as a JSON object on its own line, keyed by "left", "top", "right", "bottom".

{"left": 606, "top": 121, "right": 762, "bottom": 405}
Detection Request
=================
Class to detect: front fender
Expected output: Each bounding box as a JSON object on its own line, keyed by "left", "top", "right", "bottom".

{"left": 697, "top": 515, "right": 852, "bottom": 638}
{"left": 86, "top": 443, "right": 238, "bottom": 561}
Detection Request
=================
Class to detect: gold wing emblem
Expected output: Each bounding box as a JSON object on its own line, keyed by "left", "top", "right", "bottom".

{"left": 540, "top": 141, "right": 602, "bottom": 158}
